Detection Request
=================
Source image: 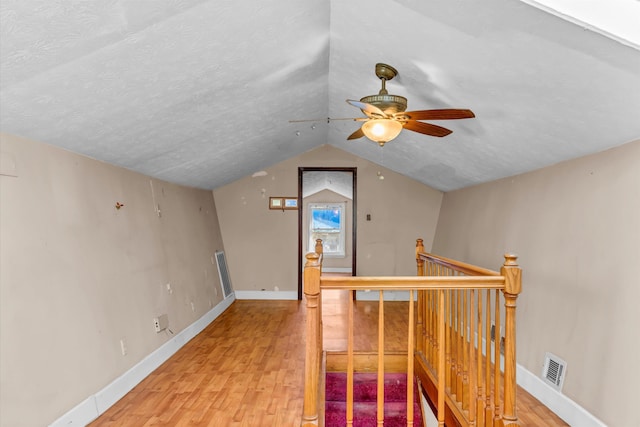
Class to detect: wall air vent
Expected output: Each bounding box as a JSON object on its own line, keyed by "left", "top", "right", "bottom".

{"left": 542, "top": 352, "right": 567, "bottom": 392}
{"left": 215, "top": 251, "right": 234, "bottom": 299}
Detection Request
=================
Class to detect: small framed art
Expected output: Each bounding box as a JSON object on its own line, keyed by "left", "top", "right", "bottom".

{"left": 269, "top": 197, "right": 298, "bottom": 210}
{"left": 269, "top": 197, "right": 283, "bottom": 209}
{"left": 283, "top": 198, "right": 298, "bottom": 209}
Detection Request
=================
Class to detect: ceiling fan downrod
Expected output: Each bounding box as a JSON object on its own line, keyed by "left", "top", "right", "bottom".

{"left": 360, "top": 63, "right": 407, "bottom": 115}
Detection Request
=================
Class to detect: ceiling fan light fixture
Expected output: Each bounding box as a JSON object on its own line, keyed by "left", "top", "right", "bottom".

{"left": 361, "top": 119, "right": 402, "bottom": 146}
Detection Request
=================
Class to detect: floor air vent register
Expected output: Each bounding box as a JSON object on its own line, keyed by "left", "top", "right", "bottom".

{"left": 542, "top": 352, "right": 567, "bottom": 392}
{"left": 215, "top": 250, "right": 234, "bottom": 299}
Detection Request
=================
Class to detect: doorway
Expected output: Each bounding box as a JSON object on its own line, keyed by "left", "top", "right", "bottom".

{"left": 297, "top": 167, "right": 357, "bottom": 300}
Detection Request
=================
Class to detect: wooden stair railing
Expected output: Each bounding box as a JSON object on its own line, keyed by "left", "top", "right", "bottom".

{"left": 414, "top": 239, "right": 522, "bottom": 427}
{"left": 301, "top": 239, "right": 522, "bottom": 427}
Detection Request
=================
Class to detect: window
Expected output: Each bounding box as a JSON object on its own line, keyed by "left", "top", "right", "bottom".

{"left": 308, "top": 202, "right": 346, "bottom": 257}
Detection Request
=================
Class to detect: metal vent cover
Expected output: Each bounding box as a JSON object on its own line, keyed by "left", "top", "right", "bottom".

{"left": 542, "top": 352, "right": 566, "bottom": 391}
{"left": 215, "top": 251, "right": 234, "bottom": 299}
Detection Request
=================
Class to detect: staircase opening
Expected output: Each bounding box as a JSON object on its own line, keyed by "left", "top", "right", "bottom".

{"left": 325, "top": 372, "right": 423, "bottom": 427}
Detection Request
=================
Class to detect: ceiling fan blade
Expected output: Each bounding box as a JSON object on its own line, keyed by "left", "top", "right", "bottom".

{"left": 403, "top": 120, "right": 453, "bottom": 137}
{"left": 400, "top": 109, "right": 475, "bottom": 121}
{"left": 347, "top": 126, "right": 365, "bottom": 140}
{"left": 346, "top": 99, "right": 388, "bottom": 118}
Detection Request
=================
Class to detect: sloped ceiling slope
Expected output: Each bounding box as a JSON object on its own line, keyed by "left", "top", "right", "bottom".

{"left": 1, "top": 0, "right": 639, "bottom": 191}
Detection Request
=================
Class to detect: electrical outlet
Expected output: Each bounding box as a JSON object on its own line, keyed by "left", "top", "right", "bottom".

{"left": 190, "top": 301, "right": 195, "bottom": 312}
{"left": 120, "top": 339, "right": 127, "bottom": 356}
{"left": 153, "top": 314, "right": 169, "bottom": 332}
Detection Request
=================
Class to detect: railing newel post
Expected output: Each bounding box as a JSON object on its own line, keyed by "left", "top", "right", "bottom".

{"left": 315, "top": 239, "right": 323, "bottom": 257}
{"left": 301, "top": 251, "right": 322, "bottom": 427}
{"left": 501, "top": 254, "right": 521, "bottom": 427}
{"left": 416, "top": 238, "right": 425, "bottom": 276}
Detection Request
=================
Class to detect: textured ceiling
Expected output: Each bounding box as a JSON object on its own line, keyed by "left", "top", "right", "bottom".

{"left": 302, "top": 171, "right": 353, "bottom": 199}
{"left": 1, "top": 0, "right": 639, "bottom": 192}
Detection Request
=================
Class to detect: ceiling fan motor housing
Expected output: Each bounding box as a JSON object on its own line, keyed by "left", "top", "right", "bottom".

{"left": 360, "top": 63, "right": 407, "bottom": 115}
{"left": 359, "top": 94, "right": 407, "bottom": 115}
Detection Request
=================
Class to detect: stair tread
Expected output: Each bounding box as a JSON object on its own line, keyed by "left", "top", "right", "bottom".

{"left": 325, "top": 373, "right": 423, "bottom": 427}
{"left": 325, "top": 372, "right": 412, "bottom": 402}
{"left": 325, "top": 401, "right": 422, "bottom": 427}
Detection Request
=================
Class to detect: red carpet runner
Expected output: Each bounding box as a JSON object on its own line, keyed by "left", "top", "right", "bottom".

{"left": 325, "top": 372, "right": 423, "bottom": 427}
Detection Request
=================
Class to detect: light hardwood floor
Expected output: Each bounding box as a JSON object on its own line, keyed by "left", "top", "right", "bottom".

{"left": 90, "top": 291, "right": 568, "bottom": 426}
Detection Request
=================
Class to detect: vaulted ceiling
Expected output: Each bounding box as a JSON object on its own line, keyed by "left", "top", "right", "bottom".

{"left": 1, "top": 0, "right": 639, "bottom": 192}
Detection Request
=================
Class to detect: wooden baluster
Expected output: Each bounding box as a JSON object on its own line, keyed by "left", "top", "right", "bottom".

{"left": 347, "top": 289, "right": 354, "bottom": 427}
{"left": 437, "top": 268, "right": 443, "bottom": 368}
{"left": 315, "top": 239, "right": 324, "bottom": 354}
{"left": 434, "top": 268, "right": 440, "bottom": 368}
{"left": 450, "top": 287, "right": 458, "bottom": 398}
{"left": 430, "top": 287, "right": 436, "bottom": 367}
{"left": 301, "top": 252, "right": 321, "bottom": 427}
{"left": 434, "top": 288, "right": 439, "bottom": 372}
{"left": 456, "top": 286, "right": 464, "bottom": 403}
{"left": 493, "top": 289, "right": 502, "bottom": 426}
{"left": 420, "top": 289, "right": 426, "bottom": 359}
{"left": 485, "top": 290, "right": 494, "bottom": 424}
{"left": 425, "top": 286, "right": 430, "bottom": 366}
{"left": 501, "top": 255, "right": 521, "bottom": 427}
{"left": 427, "top": 263, "right": 439, "bottom": 367}
{"left": 443, "top": 267, "right": 450, "bottom": 387}
{"left": 463, "top": 286, "right": 469, "bottom": 410}
{"left": 469, "top": 289, "right": 477, "bottom": 426}
{"left": 407, "top": 289, "right": 415, "bottom": 427}
{"left": 438, "top": 289, "right": 446, "bottom": 427}
{"left": 445, "top": 288, "right": 452, "bottom": 392}
{"left": 416, "top": 240, "right": 424, "bottom": 356}
{"left": 417, "top": 288, "right": 424, "bottom": 356}
{"left": 378, "top": 291, "right": 385, "bottom": 427}
{"left": 428, "top": 264, "right": 435, "bottom": 367}
{"left": 477, "top": 289, "right": 486, "bottom": 427}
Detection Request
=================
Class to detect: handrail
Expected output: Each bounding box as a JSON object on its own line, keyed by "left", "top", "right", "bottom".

{"left": 416, "top": 238, "right": 502, "bottom": 277}
{"left": 301, "top": 238, "right": 522, "bottom": 427}
{"left": 320, "top": 275, "right": 506, "bottom": 290}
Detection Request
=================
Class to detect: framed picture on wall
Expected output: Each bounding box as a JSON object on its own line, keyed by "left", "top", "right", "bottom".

{"left": 269, "top": 197, "right": 283, "bottom": 209}
{"left": 284, "top": 198, "right": 298, "bottom": 209}
{"left": 269, "top": 197, "right": 298, "bottom": 210}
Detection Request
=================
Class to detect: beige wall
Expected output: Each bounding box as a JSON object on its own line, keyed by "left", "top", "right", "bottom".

{"left": 213, "top": 145, "right": 444, "bottom": 293}
{"left": 432, "top": 140, "right": 640, "bottom": 427}
{"left": 0, "top": 134, "right": 227, "bottom": 427}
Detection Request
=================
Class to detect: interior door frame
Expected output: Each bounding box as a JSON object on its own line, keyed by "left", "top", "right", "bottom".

{"left": 298, "top": 167, "right": 357, "bottom": 300}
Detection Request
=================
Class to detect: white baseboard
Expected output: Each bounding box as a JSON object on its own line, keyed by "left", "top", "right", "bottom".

{"left": 322, "top": 267, "right": 352, "bottom": 273}
{"left": 476, "top": 335, "right": 606, "bottom": 427}
{"left": 355, "top": 290, "right": 411, "bottom": 301}
{"left": 234, "top": 290, "right": 297, "bottom": 300}
{"left": 49, "top": 295, "right": 236, "bottom": 427}
{"left": 516, "top": 363, "right": 607, "bottom": 427}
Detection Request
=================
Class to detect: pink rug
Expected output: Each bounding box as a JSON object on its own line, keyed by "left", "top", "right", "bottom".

{"left": 325, "top": 372, "right": 423, "bottom": 427}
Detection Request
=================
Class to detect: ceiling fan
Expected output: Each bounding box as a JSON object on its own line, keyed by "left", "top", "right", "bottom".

{"left": 342, "top": 63, "right": 475, "bottom": 146}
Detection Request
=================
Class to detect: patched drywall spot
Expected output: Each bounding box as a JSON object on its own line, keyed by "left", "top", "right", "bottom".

{"left": 0, "top": 151, "right": 18, "bottom": 177}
